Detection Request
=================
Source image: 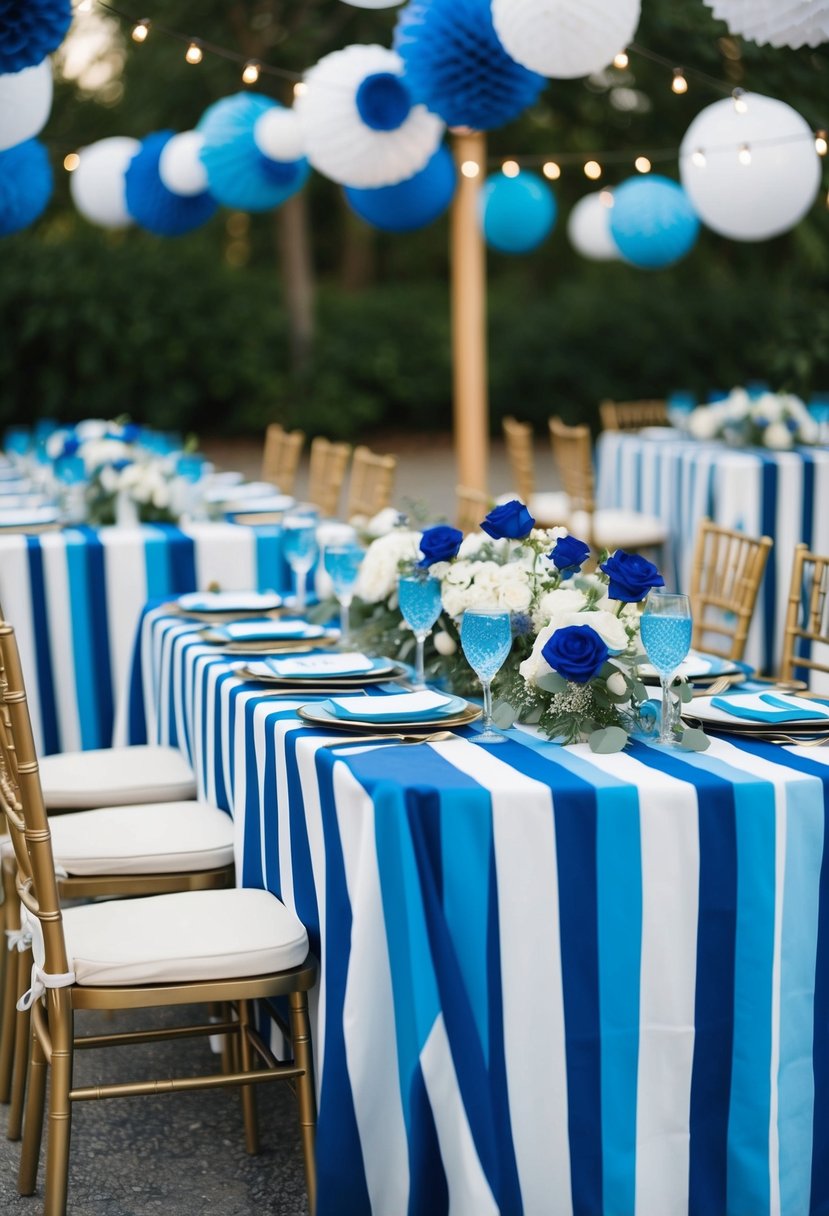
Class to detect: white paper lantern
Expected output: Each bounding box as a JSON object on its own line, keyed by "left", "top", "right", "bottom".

{"left": 339, "top": 0, "right": 403, "bottom": 7}
{"left": 253, "top": 108, "right": 305, "bottom": 164}
{"left": 296, "top": 44, "right": 444, "bottom": 188}
{"left": 680, "top": 93, "right": 820, "bottom": 242}
{"left": 492, "top": 0, "right": 641, "bottom": 79}
{"left": 0, "top": 59, "right": 53, "bottom": 152}
{"left": 567, "top": 192, "right": 620, "bottom": 260}
{"left": 158, "top": 130, "right": 208, "bottom": 197}
{"left": 705, "top": 1, "right": 829, "bottom": 49}
{"left": 70, "top": 136, "right": 140, "bottom": 229}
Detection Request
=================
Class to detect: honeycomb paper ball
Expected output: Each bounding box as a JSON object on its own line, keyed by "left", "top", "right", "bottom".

{"left": 705, "top": 0, "right": 829, "bottom": 49}
{"left": 608, "top": 175, "right": 699, "bottom": 269}
{"left": 344, "top": 142, "right": 456, "bottom": 231}
{"left": 70, "top": 136, "right": 140, "bottom": 229}
{"left": 339, "top": 0, "right": 403, "bottom": 6}
{"left": 0, "top": 0, "right": 71, "bottom": 74}
{"left": 158, "top": 131, "right": 209, "bottom": 197}
{"left": 394, "top": 0, "right": 545, "bottom": 131}
{"left": 492, "top": 0, "right": 641, "bottom": 80}
{"left": 253, "top": 107, "right": 305, "bottom": 164}
{"left": 567, "top": 192, "right": 620, "bottom": 260}
{"left": 0, "top": 58, "right": 52, "bottom": 151}
{"left": 0, "top": 138, "right": 52, "bottom": 235}
{"left": 125, "top": 131, "right": 217, "bottom": 236}
{"left": 480, "top": 170, "right": 557, "bottom": 253}
{"left": 198, "top": 93, "right": 309, "bottom": 212}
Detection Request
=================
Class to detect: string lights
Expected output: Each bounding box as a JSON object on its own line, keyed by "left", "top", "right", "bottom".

{"left": 130, "top": 18, "right": 149, "bottom": 43}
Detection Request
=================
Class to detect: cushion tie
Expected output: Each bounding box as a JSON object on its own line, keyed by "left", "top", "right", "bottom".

{"left": 5, "top": 926, "right": 33, "bottom": 954}
{"left": 17, "top": 964, "right": 76, "bottom": 1012}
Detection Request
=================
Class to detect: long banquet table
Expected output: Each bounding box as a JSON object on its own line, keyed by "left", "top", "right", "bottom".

{"left": 595, "top": 431, "right": 829, "bottom": 675}
{"left": 122, "top": 604, "right": 829, "bottom": 1216}
{"left": 0, "top": 521, "right": 290, "bottom": 756}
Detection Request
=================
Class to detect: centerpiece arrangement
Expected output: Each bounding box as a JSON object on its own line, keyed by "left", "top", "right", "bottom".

{"left": 686, "top": 387, "right": 820, "bottom": 449}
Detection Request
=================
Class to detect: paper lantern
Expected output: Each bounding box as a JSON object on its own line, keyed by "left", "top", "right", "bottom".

{"left": 253, "top": 107, "right": 304, "bottom": 164}
{"left": 0, "top": 0, "right": 71, "bottom": 74}
{"left": 492, "top": 0, "right": 641, "bottom": 79}
{"left": 480, "top": 171, "right": 556, "bottom": 254}
{"left": 704, "top": 0, "right": 829, "bottom": 49}
{"left": 125, "top": 131, "right": 217, "bottom": 237}
{"left": 70, "top": 136, "right": 140, "bottom": 229}
{"left": 394, "top": 0, "right": 545, "bottom": 131}
{"left": 0, "top": 58, "right": 52, "bottom": 151}
{"left": 158, "top": 131, "right": 209, "bottom": 197}
{"left": 344, "top": 143, "right": 456, "bottom": 231}
{"left": 0, "top": 138, "right": 52, "bottom": 235}
{"left": 296, "top": 44, "right": 443, "bottom": 188}
{"left": 198, "top": 93, "right": 309, "bottom": 212}
{"left": 608, "top": 175, "right": 699, "bottom": 269}
{"left": 567, "top": 191, "right": 620, "bottom": 260}
{"left": 340, "top": 0, "right": 403, "bottom": 6}
{"left": 680, "top": 93, "right": 820, "bottom": 241}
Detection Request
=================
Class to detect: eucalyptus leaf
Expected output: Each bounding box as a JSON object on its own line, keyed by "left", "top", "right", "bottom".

{"left": 537, "top": 672, "right": 568, "bottom": 694}
{"left": 678, "top": 682, "right": 693, "bottom": 704}
{"left": 589, "top": 726, "right": 628, "bottom": 754}
{"left": 523, "top": 705, "right": 543, "bottom": 725}
{"left": 680, "top": 728, "right": 710, "bottom": 752}
{"left": 632, "top": 680, "right": 648, "bottom": 703}
{"left": 491, "top": 702, "right": 517, "bottom": 729}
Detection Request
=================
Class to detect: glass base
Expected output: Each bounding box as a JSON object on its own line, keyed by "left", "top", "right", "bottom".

{"left": 474, "top": 729, "right": 507, "bottom": 744}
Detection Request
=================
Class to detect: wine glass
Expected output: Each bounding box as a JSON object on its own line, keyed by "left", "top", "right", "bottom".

{"left": 640, "top": 590, "right": 693, "bottom": 745}
{"left": 398, "top": 573, "right": 442, "bottom": 688}
{"left": 282, "top": 512, "right": 319, "bottom": 613}
{"left": 323, "top": 543, "right": 364, "bottom": 645}
{"left": 460, "top": 608, "right": 513, "bottom": 744}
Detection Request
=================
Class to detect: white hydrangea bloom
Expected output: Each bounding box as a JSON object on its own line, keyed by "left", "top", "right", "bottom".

{"left": 764, "top": 421, "right": 794, "bottom": 450}
{"left": 356, "top": 529, "right": 422, "bottom": 604}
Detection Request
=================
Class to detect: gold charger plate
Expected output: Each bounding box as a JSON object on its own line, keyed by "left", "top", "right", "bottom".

{"left": 297, "top": 701, "right": 480, "bottom": 734}
{"left": 162, "top": 602, "right": 285, "bottom": 625}
{"left": 235, "top": 662, "right": 407, "bottom": 688}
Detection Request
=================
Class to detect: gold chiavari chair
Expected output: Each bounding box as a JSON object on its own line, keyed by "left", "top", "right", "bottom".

{"left": 0, "top": 619, "right": 317, "bottom": 1216}
{"left": 345, "top": 446, "right": 397, "bottom": 520}
{"left": 307, "top": 437, "right": 352, "bottom": 519}
{"left": 456, "top": 485, "right": 492, "bottom": 534}
{"left": 599, "top": 399, "right": 669, "bottom": 432}
{"left": 780, "top": 544, "right": 829, "bottom": 684}
{"left": 261, "top": 423, "right": 305, "bottom": 495}
{"left": 501, "top": 416, "right": 569, "bottom": 527}
{"left": 548, "top": 416, "right": 668, "bottom": 556}
{"left": 688, "top": 518, "right": 773, "bottom": 661}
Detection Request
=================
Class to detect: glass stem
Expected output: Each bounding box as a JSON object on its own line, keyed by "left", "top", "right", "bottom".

{"left": 296, "top": 569, "right": 307, "bottom": 613}
{"left": 482, "top": 679, "right": 493, "bottom": 732}
{"left": 660, "top": 675, "right": 674, "bottom": 744}
{"left": 414, "top": 633, "right": 426, "bottom": 688}
{"left": 339, "top": 598, "right": 350, "bottom": 644}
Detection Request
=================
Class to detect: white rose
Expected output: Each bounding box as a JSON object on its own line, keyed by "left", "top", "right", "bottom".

{"left": 365, "top": 507, "right": 403, "bottom": 538}
{"left": 519, "top": 623, "right": 556, "bottom": 685}
{"left": 534, "top": 587, "right": 586, "bottom": 628}
{"left": 99, "top": 466, "right": 118, "bottom": 494}
{"left": 356, "top": 529, "right": 421, "bottom": 603}
{"left": 569, "top": 608, "right": 628, "bottom": 652}
{"left": 152, "top": 484, "right": 171, "bottom": 509}
{"left": 498, "top": 579, "right": 532, "bottom": 614}
{"left": 606, "top": 671, "right": 627, "bottom": 696}
{"left": 687, "top": 407, "right": 721, "bottom": 441}
{"left": 433, "top": 630, "right": 457, "bottom": 656}
{"left": 764, "top": 421, "right": 794, "bottom": 450}
{"left": 75, "top": 419, "right": 109, "bottom": 442}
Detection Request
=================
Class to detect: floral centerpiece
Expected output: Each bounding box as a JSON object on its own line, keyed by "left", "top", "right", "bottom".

{"left": 687, "top": 387, "right": 819, "bottom": 450}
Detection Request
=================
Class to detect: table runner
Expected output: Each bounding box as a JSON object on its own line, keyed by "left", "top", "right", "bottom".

{"left": 122, "top": 607, "right": 829, "bottom": 1216}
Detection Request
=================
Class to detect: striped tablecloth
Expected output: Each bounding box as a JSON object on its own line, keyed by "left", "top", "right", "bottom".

{"left": 0, "top": 521, "right": 289, "bottom": 755}
{"left": 122, "top": 606, "right": 829, "bottom": 1216}
{"left": 595, "top": 433, "right": 829, "bottom": 674}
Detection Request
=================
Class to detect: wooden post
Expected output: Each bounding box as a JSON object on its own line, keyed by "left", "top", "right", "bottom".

{"left": 450, "top": 129, "right": 488, "bottom": 493}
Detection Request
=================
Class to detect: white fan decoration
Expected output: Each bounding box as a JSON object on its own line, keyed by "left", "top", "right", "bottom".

{"left": 0, "top": 59, "right": 53, "bottom": 152}
{"left": 339, "top": 0, "right": 404, "bottom": 7}
{"left": 295, "top": 44, "right": 444, "bottom": 188}
{"left": 253, "top": 107, "right": 305, "bottom": 164}
{"left": 705, "top": 0, "right": 829, "bottom": 49}
{"left": 158, "top": 131, "right": 209, "bottom": 197}
{"left": 567, "top": 191, "right": 621, "bottom": 260}
{"left": 492, "top": 0, "right": 641, "bottom": 79}
{"left": 70, "top": 137, "right": 141, "bottom": 229}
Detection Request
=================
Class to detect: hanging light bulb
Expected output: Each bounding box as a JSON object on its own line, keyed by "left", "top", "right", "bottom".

{"left": 131, "top": 19, "right": 150, "bottom": 42}
{"left": 242, "top": 60, "right": 260, "bottom": 85}
{"left": 185, "top": 41, "right": 203, "bottom": 65}
{"left": 502, "top": 160, "right": 520, "bottom": 178}
{"left": 691, "top": 148, "right": 707, "bottom": 168}
{"left": 293, "top": 81, "right": 307, "bottom": 99}
{"left": 613, "top": 50, "right": 629, "bottom": 69}
{"left": 732, "top": 88, "right": 748, "bottom": 114}
{"left": 816, "top": 130, "right": 828, "bottom": 156}
{"left": 584, "top": 160, "right": 602, "bottom": 180}
{"left": 461, "top": 161, "right": 480, "bottom": 179}
{"left": 635, "top": 155, "right": 652, "bottom": 173}
{"left": 63, "top": 152, "right": 80, "bottom": 171}
{"left": 77, "top": 0, "right": 92, "bottom": 11}
{"left": 599, "top": 189, "right": 614, "bottom": 208}
{"left": 543, "top": 161, "right": 561, "bottom": 180}
{"left": 738, "top": 143, "right": 752, "bottom": 166}
{"left": 672, "top": 68, "right": 688, "bottom": 95}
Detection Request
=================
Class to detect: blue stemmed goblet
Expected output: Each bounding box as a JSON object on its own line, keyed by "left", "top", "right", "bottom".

{"left": 398, "top": 573, "right": 443, "bottom": 688}
{"left": 460, "top": 608, "right": 512, "bottom": 744}
{"left": 323, "top": 543, "right": 364, "bottom": 645}
{"left": 640, "top": 590, "right": 693, "bottom": 745}
{"left": 282, "top": 513, "right": 319, "bottom": 614}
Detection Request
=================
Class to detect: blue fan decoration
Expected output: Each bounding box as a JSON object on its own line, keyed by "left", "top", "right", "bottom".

{"left": 125, "top": 131, "right": 218, "bottom": 237}
{"left": 0, "top": 0, "right": 72, "bottom": 74}
{"left": 0, "top": 137, "right": 52, "bottom": 235}
{"left": 609, "top": 175, "right": 700, "bottom": 269}
{"left": 197, "top": 93, "right": 310, "bottom": 212}
{"left": 344, "top": 142, "right": 456, "bottom": 231}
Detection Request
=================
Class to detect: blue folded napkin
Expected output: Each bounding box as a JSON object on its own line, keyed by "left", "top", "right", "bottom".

{"left": 710, "top": 693, "right": 829, "bottom": 724}
{"left": 321, "top": 690, "right": 461, "bottom": 723}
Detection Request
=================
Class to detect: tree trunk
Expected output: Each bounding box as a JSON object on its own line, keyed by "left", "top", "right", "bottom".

{"left": 274, "top": 189, "right": 315, "bottom": 372}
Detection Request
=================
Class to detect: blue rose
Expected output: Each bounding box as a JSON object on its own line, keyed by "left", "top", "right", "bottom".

{"left": 550, "top": 535, "right": 590, "bottom": 573}
{"left": 542, "top": 624, "right": 609, "bottom": 684}
{"left": 480, "top": 499, "right": 535, "bottom": 540}
{"left": 418, "top": 524, "right": 462, "bottom": 567}
{"left": 600, "top": 550, "right": 665, "bottom": 603}
{"left": 60, "top": 435, "right": 80, "bottom": 458}
{"left": 111, "top": 458, "right": 133, "bottom": 473}
{"left": 121, "top": 422, "right": 142, "bottom": 444}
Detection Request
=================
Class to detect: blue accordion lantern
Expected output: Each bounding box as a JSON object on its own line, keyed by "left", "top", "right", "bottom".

{"left": 344, "top": 143, "right": 456, "bottom": 232}
{"left": 125, "top": 131, "right": 218, "bottom": 237}
{"left": 0, "top": 137, "right": 52, "bottom": 236}
{"left": 480, "top": 170, "right": 557, "bottom": 253}
{"left": 394, "top": 0, "right": 545, "bottom": 131}
{"left": 609, "top": 175, "right": 700, "bottom": 269}
{"left": 0, "top": 0, "right": 71, "bottom": 74}
{"left": 197, "top": 93, "right": 310, "bottom": 212}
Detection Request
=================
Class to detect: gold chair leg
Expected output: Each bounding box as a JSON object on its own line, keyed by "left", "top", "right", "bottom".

{"left": 44, "top": 993, "right": 73, "bottom": 1216}
{"left": 7, "top": 952, "right": 31, "bottom": 1138}
{"left": 18, "top": 1020, "right": 46, "bottom": 1195}
{"left": 237, "top": 999, "right": 259, "bottom": 1155}
{"left": 289, "top": 990, "right": 317, "bottom": 1216}
{"left": 220, "top": 1002, "right": 234, "bottom": 1076}
{"left": 0, "top": 874, "right": 20, "bottom": 1103}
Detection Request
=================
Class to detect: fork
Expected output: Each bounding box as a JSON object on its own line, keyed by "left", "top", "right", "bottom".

{"left": 319, "top": 730, "right": 459, "bottom": 749}
{"left": 766, "top": 734, "right": 829, "bottom": 747}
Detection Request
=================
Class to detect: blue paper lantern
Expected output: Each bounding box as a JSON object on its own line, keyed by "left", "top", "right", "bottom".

{"left": 394, "top": 0, "right": 545, "bottom": 131}
{"left": 480, "top": 171, "right": 556, "bottom": 254}
{"left": 197, "top": 93, "right": 310, "bottom": 212}
{"left": 0, "top": 138, "right": 52, "bottom": 236}
{"left": 344, "top": 142, "right": 456, "bottom": 232}
{"left": 125, "top": 130, "right": 217, "bottom": 237}
{"left": 609, "top": 175, "right": 700, "bottom": 269}
{"left": 0, "top": 0, "right": 71, "bottom": 74}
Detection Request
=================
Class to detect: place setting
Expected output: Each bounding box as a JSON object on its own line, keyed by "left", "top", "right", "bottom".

{"left": 162, "top": 589, "right": 286, "bottom": 624}
{"left": 682, "top": 689, "right": 829, "bottom": 745}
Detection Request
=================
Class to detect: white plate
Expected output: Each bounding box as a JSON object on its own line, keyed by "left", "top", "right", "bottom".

{"left": 225, "top": 495, "right": 295, "bottom": 514}
{"left": 177, "top": 590, "right": 282, "bottom": 613}
{"left": 0, "top": 506, "right": 60, "bottom": 528}
{"left": 638, "top": 650, "right": 741, "bottom": 682}
{"left": 689, "top": 691, "right": 829, "bottom": 729}
{"left": 212, "top": 620, "right": 324, "bottom": 643}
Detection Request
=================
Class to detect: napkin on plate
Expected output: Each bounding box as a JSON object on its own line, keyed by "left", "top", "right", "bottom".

{"left": 214, "top": 620, "right": 323, "bottom": 642}
{"left": 710, "top": 692, "right": 829, "bottom": 724}
{"left": 323, "top": 690, "right": 454, "bottom": 722}
{"left": 261, "top": 652, "right": 377, "bottom": 678}
{"left": 177, "top": 590, "right": 281, "bottom": 613}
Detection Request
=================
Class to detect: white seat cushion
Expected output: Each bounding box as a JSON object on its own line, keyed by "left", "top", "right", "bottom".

{"left": 48, "top": 802, "right": 234, "bottom": 877}
{"left": 529, "top": 491, "right": 570, "bottom": 526}
{"left": 39, "top": 745, "right": 197, "bottom": 810}
{"left": 62, "top": 888, "right": 308, "bottom": 987}
{"left": 569, "top": 508, "right": 667, "bottom": 550}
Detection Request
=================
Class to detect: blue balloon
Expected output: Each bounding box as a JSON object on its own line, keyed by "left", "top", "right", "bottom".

{"left": 197, "top": 93, "right": 310, "bottom": 212}
{"left": 480, "top": 171, "right": 556, "bottom": 254}
{"left": 344, "top": 144, "right": 456, "bottom": 233}
{"left": 609, "top": 175, "right": 700, "bottom": 269}
{"left": 125, "top": 131, "right": 217, "bottom": 237}
{"left": 394, "top": 0, "right": 544, "bottom": 132}
{"left": 0, "top": 0, "right": 71, "bottom": 74}
{"left": 0, "top": 138, "right": 52, "bottom": 236}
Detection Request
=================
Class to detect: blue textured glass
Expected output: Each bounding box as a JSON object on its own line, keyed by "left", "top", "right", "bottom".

{"left": 283, "top": 520, "right": 318, "bottom": 571}
{"left": 461, "top": 610, "right": 512, "bottom": 682}
{"left": 4, "top": 427, "right": 31, "bottom": 457}
{"left": 323, "top": 545, "right": 363, "bottom": 599}
{"left": 399, "top": 575, "right": 442, "bottom": 635}
{"left": 640, "top": 615, "right": 692, "bottom": 676}
{"left": 54, "top": 455, "right": 86, "bottom": 485}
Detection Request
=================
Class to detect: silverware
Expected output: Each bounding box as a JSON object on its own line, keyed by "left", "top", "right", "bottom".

{"left": 692, "top": 676, "right": 732, "bottom": 698}
{"left": 766, "top": 733, "right": 829, "bottom": 747}
{"left": 319, "top": 730, "right": 459, "bottom": 749}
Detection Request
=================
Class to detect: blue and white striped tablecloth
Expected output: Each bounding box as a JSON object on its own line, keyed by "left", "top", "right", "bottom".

{"left": 0, "top": 521, "right": 289, "bottom": 755}
{"left": 122, "top": 606, "right": 829, "bottom": 1216}
{"left": 595, "top": 433, "right": 829, "bottom": 675}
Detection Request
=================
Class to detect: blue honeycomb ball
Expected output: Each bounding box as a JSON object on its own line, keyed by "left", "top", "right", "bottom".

{"left": 125, "top": 131, "right": 218, "bottom": 237}
{"left": 344, "top": 143, "right": 456, "bottom": 232}
{"left": 609, "top": 175, "right": 700, "bottom": 269}
{"left": 0, "top": 0, "right": 71, "bottom": 74}
{"left": 394, "top": 0, "right": 545, "bottom": 131}
{"left": 198, "top": 93, "right": 309, "bottom": 212}
{"left": 0, "top": 138, "right": 52, "bottom": 235}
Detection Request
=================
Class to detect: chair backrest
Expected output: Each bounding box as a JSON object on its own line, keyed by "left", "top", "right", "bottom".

{"left": 261, "top": 423, "right": 305, "bottom": 494}
{"left": 599, "top": 399, "right": 669, "bottom": 432}
{"left": 780, "top": 544, "right": 829, "bottom": 683}
{"left": 346, "top": 446, "right": 397, "bottom": 519}
{"left": 307, "top": 437, "right": 352, "bottom": 518}
{"left": 688, "top": 518, "right": 773, "bottom": 661}
{"left": 455, "top": 485, "right": 492, "bottom": 534}
{"left": 548, "top": 416, "right": 595, "bottom": 523}
{"left": 502, "top": 417, "right": 536, "bottom": 503}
